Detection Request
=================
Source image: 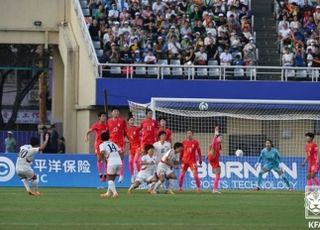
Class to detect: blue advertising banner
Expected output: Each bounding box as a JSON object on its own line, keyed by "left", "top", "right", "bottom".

{"left": 0, "top": 153, "right": 307, "bottom": 190}
{"left": 96, "top": 78, "right": 320, "bottom": 106}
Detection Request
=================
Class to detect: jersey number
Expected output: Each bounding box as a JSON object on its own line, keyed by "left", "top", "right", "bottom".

{"left": 107, "top": 144, "right": 117, "bottom": 153}
{"left": 18, "top": 149, "right": 28, "bottom": 158}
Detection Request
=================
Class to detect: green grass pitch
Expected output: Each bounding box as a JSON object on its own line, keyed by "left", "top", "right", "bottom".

{"left": 0, "top": 188, "right": 307, "bottom": 230}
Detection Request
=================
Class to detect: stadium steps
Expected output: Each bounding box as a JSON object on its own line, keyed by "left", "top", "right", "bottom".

{"left": 252, "top": 0, "right": 280, "bottom": 66}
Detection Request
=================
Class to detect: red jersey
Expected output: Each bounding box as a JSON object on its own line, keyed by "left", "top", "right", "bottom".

{"left": 140, "top": 118, "right": 158, "bottom": 145}
{"left": 306, "top": 142, "right": 319, "bottom": 165}
{"left": 126, "top": 125, "right": 141, "bottom": 148}
{"left": 181, "top": 139, "right": 201, "bottom": 163}
{"left": 107, "top": 117, "right": 127, "bottom": 148}
{"left": 210, "top": 136, "right": 221, "bottom": 159}
{"left": 90, "top": 121, "right": 108, "bottom": 151}
{"left": 157, "top": 127, "right": 172, "bottom": 142}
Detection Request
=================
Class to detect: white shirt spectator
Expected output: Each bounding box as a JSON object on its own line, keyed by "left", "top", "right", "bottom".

{"left": 282, "top": 52, "right": 294, "bottom": 66}
{"left": 279, "top": 28, "right": 291, "bottom": 39}
{"left": 194, "top": 50, "right": 208, "bottom": 64}
{"left": 152, "top": 1, "right": 167, "bottom": 14}
{"left": 220, "top": 52, "right": 233, "bottom": 66}
{"left": 119, "top": 25, "right": 132, "bottom": 35}
{"left": 168, "top": 42, "right": 181, "bottom": 54}
{"left": 108, "top": 9, "right": 119, "bottom": 19}
{"left": 144, "top": 53, "right": 157, "bottom": 64}
{"left": 307, "top": 53, "right": 313, "bottom": 67}
{"left": 278, "top": 20, "right": 290, "bottom": 31}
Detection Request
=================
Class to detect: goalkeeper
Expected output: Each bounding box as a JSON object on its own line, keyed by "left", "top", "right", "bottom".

{"left": 254, "top": 140, "right": 291, "bottom": 190}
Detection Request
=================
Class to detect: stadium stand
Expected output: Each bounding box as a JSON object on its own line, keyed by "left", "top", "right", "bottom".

{"left": 80, "top": 0, "right": 258, "bottom": 73}
{"left": 275, "top": 0, "right": 320, "bottom": 68}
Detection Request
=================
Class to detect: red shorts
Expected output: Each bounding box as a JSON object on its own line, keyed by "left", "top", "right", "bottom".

{"left": 208, "top": 155, "right": 220, "bottom": 169}
{"left": 308, "top": 164, "right": 319, "bottom": 174}
{"left": 181, "top": 161, "right": 198, "bottom": 172}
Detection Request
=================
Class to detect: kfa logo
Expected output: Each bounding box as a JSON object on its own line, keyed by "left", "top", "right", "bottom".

{"left": 305, "top": 186, "right": 320, "bottom": 219}
{"left": 0, "top": 156, "right": 15, "bottom": 182}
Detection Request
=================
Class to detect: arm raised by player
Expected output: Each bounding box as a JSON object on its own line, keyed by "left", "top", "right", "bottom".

{"left": 39, "top": 134, "right": 50, "bottom": 151}
{"left": 84, "top": 129, "right": 93, "bottom": 142}
{"left": 196, "top": 141, "right": 202, "bottom": 165}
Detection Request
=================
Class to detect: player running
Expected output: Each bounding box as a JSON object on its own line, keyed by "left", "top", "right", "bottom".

{"left": 208, "top": 126, "right": 222, "bottom": 193}
{"left": 157, "top": 117, "right": 172, "bottom": 142}
{"left": 151, "top": 142, "right": 184, "bottom": 194}
{"left": 85, "top": 112, "right": 108, "bottom": 182}
{"left": 302, "top": 132, "right": 319, "bottom": 186}
{"left": 126, "top": 115, "right": 141, "bottom": 182}
{"left": 254, "top": 140, "right": 291, "bottom": 190}
{"left": 128, "top": 145, "right": 158, "bottom": 193}
{"left": 107, "top": 107, "right": 127, "bottom": 182}
{"left": 140, "top": 108, "right": 158, "bottom": 148}
{"left": 99, "top": 132, "right": 123, "bottom": 198}
{"left": 15, "top": 134, "right": 49, "bottom": 196}
{"left": 178, "top": 129, "right": 202, "bottom": 192}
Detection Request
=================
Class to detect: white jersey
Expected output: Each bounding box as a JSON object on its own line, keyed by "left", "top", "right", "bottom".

{"left": 153, "top": 141, "right": 171, "bottom": 163}
{"left": 161, "top": 149, "right": 176, "bottom": 165}
{"left": 16, "top": 145, "right": 40, "bottom": 170}
{"left": 99, "top": 141, "right": 122, "bottom": 166}
{"left": 140, "top": 154, "right": 157, "bottom": 175}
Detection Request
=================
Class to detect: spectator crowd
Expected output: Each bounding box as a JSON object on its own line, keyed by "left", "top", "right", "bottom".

{"left": 277, "top": 0, "right": 320, "bottom": 67}
{"left": 85, "top": 0, "right": 257, "bottom": 67}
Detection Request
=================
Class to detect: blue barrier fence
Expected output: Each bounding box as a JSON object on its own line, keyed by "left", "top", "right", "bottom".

{"left": 0, "top": 153, "right": 306, "bottom": 190}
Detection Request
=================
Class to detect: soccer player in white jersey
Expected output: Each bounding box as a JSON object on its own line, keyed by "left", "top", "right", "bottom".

{"left": 99, "top": 132, "right": 123, "bottom": 198}
{"left": 153, "top": 131, "right": 171, "bottom": 164}
{"left": 128, "top": 145, "right": 158, "bottom": 193}
{"left": 15, "top": 134, "right": 49, "bottom": 196}
{"left": 151, "top": 142, "right": 183, "bottom": 194}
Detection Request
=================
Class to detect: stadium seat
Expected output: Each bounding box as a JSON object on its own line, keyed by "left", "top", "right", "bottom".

{"left": 295, "top": 70, "right": 307, "bottom": 78}
{"left": 170, "top": 59, "right": 183, "bottom": 78}
{"left": 93, "top": 41, "right": 101, "bottom": 49}
{"left": 95, "top": 49, "right": 104, "bottom": 58}
{"left": 158, "top": 59, "right": 170, "bottom": 77}
{"left": 208, "top": 60, "right": 220, "bottom": 78}
{"left": 147, "top": 66, "right": 158, "bottom": 76}
{"left": 196, "top": 67, "right": 208, "bottom": 78}
{"left": 110, "top": 66, "right": 121, "bottom": 75}
{"left": 234, "top": 68, "right": 244, "bottom": 77}
{"left": 135, "top": 66, "right": 146, "bottom": 75}
{"left": 82, "top": 8, "right": 90, "bottom": 17}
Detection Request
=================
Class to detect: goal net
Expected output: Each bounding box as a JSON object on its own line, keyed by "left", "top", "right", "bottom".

{"left": 128, "top": 98, "right": 320, "bottom": 190}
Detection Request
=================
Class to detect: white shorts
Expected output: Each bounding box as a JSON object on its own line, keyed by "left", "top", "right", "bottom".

{"left": 107, "top": 164, "right": 122, "bottom": 175}
{"left": 136, "top": 171, "right": 154, "bottom": 183}
{"left": 157, "top": 162, "right": 173, "bottom": 177}
{"left": 16, "top": 167, "right": 35, "bottom": 180}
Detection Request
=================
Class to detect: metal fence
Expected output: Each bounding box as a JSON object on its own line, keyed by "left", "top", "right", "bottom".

{"left": 98, "top": 63, "right": 320, "bottom": 82}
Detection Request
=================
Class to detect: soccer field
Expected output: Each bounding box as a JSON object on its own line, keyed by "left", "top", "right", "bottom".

{"left": 0, "top": 188, "right": 307, "bottom": 230}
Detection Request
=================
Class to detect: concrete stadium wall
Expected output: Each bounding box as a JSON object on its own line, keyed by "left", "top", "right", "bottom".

{"left": 0, "top": 0, "right": 99, "bottom": 153}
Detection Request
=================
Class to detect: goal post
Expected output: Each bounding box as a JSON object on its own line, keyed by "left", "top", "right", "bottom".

{"left": 129, "top": 98, "right": 320, "bottom": 190}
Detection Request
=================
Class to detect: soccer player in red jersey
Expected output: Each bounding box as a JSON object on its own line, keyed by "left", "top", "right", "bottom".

{"left": 126, "top": 115, "right": 141, "bottom": 182}
{"left": 107, "top": 107, "right": 127, "bottom": 182}
{"left": 85, "top": 112, "right": 108, "bottom": 182}
{"left": 302, "top": 132, "right": 319, "bottom": 186}
{"left": 157, "top": 117, "right": 172, "bottom": 142}
{"left": 178, "top": 129, "right": 202, "bottom": 192}
{"left": 208, "top": 126, "right": 222, "bottom": 193}
{"left": 140, "top": 108, "right": 158, "bottom": 148}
